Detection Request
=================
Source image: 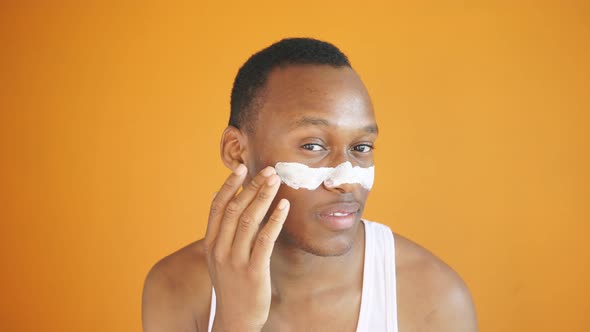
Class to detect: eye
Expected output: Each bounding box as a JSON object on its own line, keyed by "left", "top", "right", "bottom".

{"left": 301, "top": 143, "right": 326, "bottom": 151}
{"left": 352, "top": 144, "right": 374, "bottom": 153}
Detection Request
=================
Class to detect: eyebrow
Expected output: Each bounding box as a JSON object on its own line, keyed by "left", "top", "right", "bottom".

{"left": 290, "top": 116, "right": 379, "bottom": 134}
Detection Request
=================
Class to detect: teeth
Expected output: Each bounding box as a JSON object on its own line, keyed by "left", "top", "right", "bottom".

{"left": 331, "top": 212, "right": 351, "bottom": 217}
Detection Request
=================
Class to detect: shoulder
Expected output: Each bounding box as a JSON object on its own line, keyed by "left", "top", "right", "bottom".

{"left": 141, "top": 239, "right": 212, "bottom": 332}
{"left": 393, "top": 232, "right": 478, "bottom": 332}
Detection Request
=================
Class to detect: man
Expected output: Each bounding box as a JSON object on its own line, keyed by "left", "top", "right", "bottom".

{"left": 142, "top": 38, "right": 477, "bottom": 331}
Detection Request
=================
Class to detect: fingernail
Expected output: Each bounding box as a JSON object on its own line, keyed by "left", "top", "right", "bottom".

{"left": 277, "top": 199, "right": 289, "bottom": 210}
{"left": 234, "top": 164, "right": 247, "bottom": 175}
{"left": 267, "top": 174, "right": 279, "bottom": 186}
{"left": 261, "top": 166, "right": 275, "bottom": 177}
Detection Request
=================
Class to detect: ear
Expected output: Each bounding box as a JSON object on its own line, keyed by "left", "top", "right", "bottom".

{"left": 220, "top": 126, "right": 249, "bottom": 172}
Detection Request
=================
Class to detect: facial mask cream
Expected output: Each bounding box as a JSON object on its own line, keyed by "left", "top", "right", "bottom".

{"left": 274, "top": 161, "right": 374, "bottom": 190}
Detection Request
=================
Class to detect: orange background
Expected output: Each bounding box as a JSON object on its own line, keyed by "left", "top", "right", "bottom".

{"left": 1, "top": 1, "right": 589, "bottom": 331}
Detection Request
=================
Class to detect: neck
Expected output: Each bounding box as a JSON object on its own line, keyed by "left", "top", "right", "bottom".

{"left": 269, "top": 221, "right": 365, "bottom": 302}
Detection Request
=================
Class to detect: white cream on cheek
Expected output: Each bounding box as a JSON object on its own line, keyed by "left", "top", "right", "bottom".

{"left": 274, "top": 161, "right": 374, "bottom": 190}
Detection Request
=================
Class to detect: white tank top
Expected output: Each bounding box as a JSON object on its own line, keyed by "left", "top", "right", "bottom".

{"left": 207, "top": 219, "right": 399, "bottom": 331}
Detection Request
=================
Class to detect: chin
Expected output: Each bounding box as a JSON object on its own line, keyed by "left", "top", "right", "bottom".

{"left": 279, "top": 221, "right": 360, "bottom": 257}
{"left": 309, "top": 241, "right": 355, "bottom": 257}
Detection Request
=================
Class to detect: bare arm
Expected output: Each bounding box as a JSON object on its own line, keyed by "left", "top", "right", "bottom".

{"left": 142, "top": 261, "right": 199, "bottom": 332}
{"left": 427, "top": 276, "right": 478, "bottom": 332}
{"left": 395, "top": 234, "right": 478, "bottom": 332}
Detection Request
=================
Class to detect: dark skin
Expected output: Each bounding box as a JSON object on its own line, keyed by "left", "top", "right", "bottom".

{"left": 142, "top": 65, "right": 478, "bottom": 331}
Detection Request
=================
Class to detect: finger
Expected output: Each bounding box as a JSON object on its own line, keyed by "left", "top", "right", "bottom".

{"left": 214, "top": 166, "right": 276, "bottom": 258}
{"left": 204, "top": 164, "right": 247, "bottom": 250}
{"left": 250, "top": 199, "right": 290, "bottom": 270}
{"left": 231, "top": 174, "right": 281, "bottom": 263}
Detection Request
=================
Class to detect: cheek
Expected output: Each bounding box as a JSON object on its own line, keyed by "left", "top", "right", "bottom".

{"left": 276, "top": 185, "right": 306, "bottom": 204}
{"left": 275, "top": 186, "right": 316, "bottom": 216}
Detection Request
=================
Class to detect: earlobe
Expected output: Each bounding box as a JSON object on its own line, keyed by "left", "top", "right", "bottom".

{"left": 220, "top": 126, "right": 247, "bottom": 172}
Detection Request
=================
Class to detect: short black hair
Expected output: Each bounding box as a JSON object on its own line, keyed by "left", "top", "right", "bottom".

{"left": 229, "top": 37, "right": 351, "bottom": 133}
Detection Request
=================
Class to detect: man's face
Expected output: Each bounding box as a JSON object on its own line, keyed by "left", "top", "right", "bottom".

{"left": 245, "top": 64, "right": 378, "bottom": 256}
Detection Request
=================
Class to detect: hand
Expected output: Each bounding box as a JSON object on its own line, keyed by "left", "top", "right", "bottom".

{"left": 204, "top": 164, "right": 289, "bottom": 332}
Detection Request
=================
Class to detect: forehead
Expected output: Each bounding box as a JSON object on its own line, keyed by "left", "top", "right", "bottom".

{"left": 257, "top": 65, "right": 376, "bottom": 131}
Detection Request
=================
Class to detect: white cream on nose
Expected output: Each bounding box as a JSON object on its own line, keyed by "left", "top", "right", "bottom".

{"left": 274, "top": 161, "right": 374, "bottom": 190}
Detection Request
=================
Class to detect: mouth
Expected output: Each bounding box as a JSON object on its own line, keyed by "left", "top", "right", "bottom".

{"left": 316, "top": 202, "right": 361, "bottom": 231}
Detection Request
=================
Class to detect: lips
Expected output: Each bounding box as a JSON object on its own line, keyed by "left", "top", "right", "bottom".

{"left": 317, "top": 202, "right": 361, "bottom": 217}
{"left": 315, "top": 201, "right": 361, "bottom": 231}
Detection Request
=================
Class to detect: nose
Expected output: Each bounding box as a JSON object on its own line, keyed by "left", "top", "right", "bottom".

{"left": 322, "top": 156, "right": 361, "bottom": 194}
{"left": 323, "top": 180, "right": 358, "bottom": 194}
